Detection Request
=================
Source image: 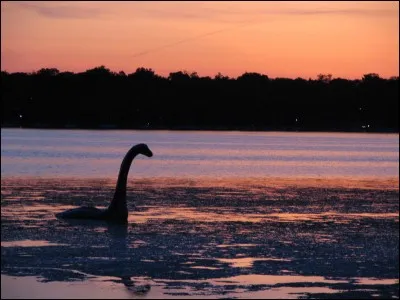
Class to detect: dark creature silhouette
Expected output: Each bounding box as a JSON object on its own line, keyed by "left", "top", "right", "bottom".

{"left": 56, "top": 143, "right": 153, "bottom": 223}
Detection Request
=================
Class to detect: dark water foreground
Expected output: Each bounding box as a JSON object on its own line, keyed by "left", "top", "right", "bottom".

{"left": 1, "top": 177, "right": 399, "bottom": 299}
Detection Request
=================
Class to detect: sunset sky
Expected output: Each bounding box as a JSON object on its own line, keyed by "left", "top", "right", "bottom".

{"left": 1, "top": 1, "right": 398, "bottom": 79}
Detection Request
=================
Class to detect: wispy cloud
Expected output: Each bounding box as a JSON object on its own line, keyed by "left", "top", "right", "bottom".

{"left": 12, "top": 1, "right": 109, "bottom": 19}
{"left": 137, "top": 4, "right": 253, "bottom": 24}
{"left": 279, "top": 7, "right": 396, "bottom": 16}
{"left": 135, "top": 3, "right": 396, "bottom": 23}
{"left": 9, "top": 1, "right": 396, "bottom": 22}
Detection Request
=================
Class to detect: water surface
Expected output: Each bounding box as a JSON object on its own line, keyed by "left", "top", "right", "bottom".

{"left": 1, "top": 178, "right": 399, "bottom": 299}
{"left": 1, "top": 128, "right": 398, "bottom": 178}
{"left": 1, "top": 129, "right": 399, "bottom": 299}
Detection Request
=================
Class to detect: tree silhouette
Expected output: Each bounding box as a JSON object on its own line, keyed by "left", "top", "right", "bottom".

{"left": 317, "top": 73, "right": 332, "bottom": 83}
{"left": 1, "top": 66, "right": 398, "bottom": 132}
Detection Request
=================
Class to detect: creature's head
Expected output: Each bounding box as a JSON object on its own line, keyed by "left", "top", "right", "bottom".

{"left": 137, "top": 143, "right": 153, "bottom": 157}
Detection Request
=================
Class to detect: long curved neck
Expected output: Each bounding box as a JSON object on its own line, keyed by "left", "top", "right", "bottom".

{"left": 108, "top": 145, "right": 142, "bottom": 213}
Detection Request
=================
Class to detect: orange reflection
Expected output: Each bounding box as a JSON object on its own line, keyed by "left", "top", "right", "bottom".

{"left": 1, "top": 240, "right": 67, "bottom": 247}
{"left": 217, "top": 257, "right": 291, "bottom": 268}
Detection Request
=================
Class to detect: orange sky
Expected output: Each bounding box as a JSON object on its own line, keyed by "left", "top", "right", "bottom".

{"left": 1, "top": 1, "right": 398, "bottom": 79}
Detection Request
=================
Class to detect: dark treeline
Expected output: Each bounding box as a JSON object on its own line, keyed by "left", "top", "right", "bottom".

{"left": 1, "top": 66, "right": 398, "bottom": 132}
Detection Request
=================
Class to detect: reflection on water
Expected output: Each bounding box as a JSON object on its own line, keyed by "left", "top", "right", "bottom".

{"left": 1, "top": 240, "right": 68, "bottom": 247}
{"left": 1, "top": 178, "right": 398, "bottom": 299}
{"left": 217, "top": 257, "right": 292, "bottom": 268}
{"left": 1, "top": 129, "right": 399, "bottom": 178}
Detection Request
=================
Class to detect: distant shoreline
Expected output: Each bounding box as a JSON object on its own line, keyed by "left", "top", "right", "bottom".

{"left": 3, "top": 70, "right": 398, "bottom": 133}
{"left": 1, "top": 125, "right": 398, "bottom": 133}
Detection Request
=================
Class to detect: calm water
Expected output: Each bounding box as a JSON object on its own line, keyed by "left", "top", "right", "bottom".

{"left": 1, "top": 128, "right": 399, "bottom": 179}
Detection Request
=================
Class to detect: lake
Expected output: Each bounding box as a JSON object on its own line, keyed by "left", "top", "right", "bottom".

{"left": 1, "top": 128, "right": 399, "bottom": 179}
{"left": 1, "top": 128, "right": 399, "bottom": 299}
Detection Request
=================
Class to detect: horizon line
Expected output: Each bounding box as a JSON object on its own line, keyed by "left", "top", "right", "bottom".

{"left": 1, "top": 67, "right": 398, "bottom": 81}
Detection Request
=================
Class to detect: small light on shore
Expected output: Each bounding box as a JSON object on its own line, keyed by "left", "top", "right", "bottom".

{"left": 19, "top": 114, "right": 23, "bottom": 119}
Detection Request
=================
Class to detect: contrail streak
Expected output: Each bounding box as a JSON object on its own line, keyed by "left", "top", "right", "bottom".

{"left": 130, "top": 18, "right": 261, "bottom": 58}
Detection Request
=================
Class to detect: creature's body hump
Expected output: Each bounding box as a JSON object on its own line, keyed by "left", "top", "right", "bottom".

{"left": 56, "top": 206, "right": 106, "bottom": 220}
